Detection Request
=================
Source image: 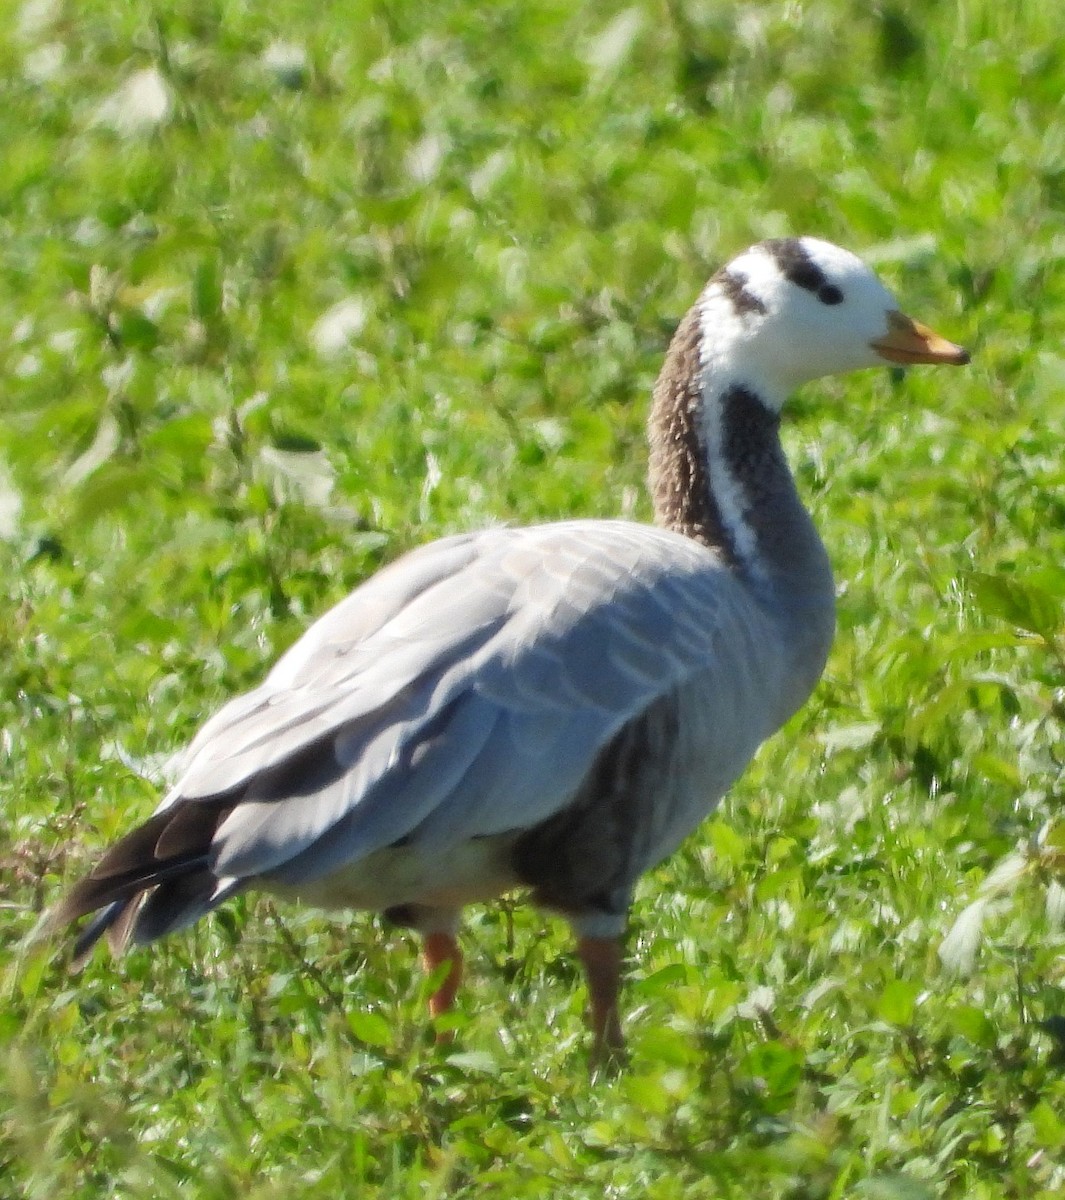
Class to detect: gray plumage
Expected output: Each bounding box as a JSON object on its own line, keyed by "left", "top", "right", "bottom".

{"left": 60, "top": 521, "right": 803, "bottom": 941}
{"left": 52, "top": 237, "right": 967, "bottom": 1050}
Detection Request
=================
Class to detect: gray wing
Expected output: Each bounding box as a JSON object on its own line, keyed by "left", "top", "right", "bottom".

{"left": 161, "top": 520, "right": 753, "bottom": 886}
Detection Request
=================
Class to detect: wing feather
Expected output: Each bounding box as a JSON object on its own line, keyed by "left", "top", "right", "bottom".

{"left": 142, "top": 520, "right": 754, "bottom": 889}
{"left": 212, "top": 691, "right": 500, "bottom": 878}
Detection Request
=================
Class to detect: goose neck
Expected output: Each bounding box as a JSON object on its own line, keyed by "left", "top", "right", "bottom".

{"left": 647, "top": 307, "right": 832, "bottom": 605}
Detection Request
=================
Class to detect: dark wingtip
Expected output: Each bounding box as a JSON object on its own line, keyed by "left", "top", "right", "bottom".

{"left": 45, "top": 798, "right": 235, "bottom": 967}
{"left": 69, "top": 900, "right": 132, "bottom": 970}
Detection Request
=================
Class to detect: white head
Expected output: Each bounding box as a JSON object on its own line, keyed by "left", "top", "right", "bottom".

{"left": 698, "top": 237, "right": 968, "bottom": 405}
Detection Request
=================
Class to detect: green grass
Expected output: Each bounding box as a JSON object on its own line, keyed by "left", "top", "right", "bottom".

{"left": 3, "top": 0, "right": 1065, "bottom": 1196}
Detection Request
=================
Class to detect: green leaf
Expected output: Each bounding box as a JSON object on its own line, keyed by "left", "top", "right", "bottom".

{"left": 1042, "top": 821, "right": 1065, "bottom": 853}
{"left": 877, "top": 978, "right": 920, "bottom": 1026}
{"left": 968, "top": 571, "right": 1062, "bottom": 642}
{"left": 741, "top": 1041, "right": 803, "bottom": 1110}
{"left": 1029, "top": 1099, "right": 1065, "bottom": 1150}
{"left": 444, "top": 1050, "right": 500, "bottom": 1076}
{"left": 708, "top": 820, "right": 746, "bottom": 864}
{"left": 971, "top": 751, "right": 1022, "bottom": 788}
{"left": 854, "top": 1175, "right": 936, "bottom": 1200}
{"left": 271, "top": 430, "right": 323, "bottom": 453}
{"left": 346, "top": 1009, "right": 392, "bottom": 1050}
{"left": 116, "top": 309, "right": 162, "bottom": 351}
{"left": 193, "top": 257, "right": 223, "bottom": 324}
{"left": 68, "top": 464, "right": 157, "bottom": 522}
{"left": 636, "top": 1025, "right": 693, "bottom": 1068}
{"left": 635, "top": 963, "right": 692, "bottom": 996}
{"left": 947, "top": 1004, "right": 996, "bottom": 1048}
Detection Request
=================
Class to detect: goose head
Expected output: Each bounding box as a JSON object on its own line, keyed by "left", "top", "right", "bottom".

{"left": 700, "top": 237, "right": 969, "bottom": 403}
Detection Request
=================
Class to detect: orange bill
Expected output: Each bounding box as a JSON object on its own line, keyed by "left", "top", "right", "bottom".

{"left": 871, "top": 310, "right": 969, "bottom": 366}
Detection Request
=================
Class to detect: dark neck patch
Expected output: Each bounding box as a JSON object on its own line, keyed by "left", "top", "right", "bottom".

{"left": 648, "top": 308, "right": 785, "bottom": 567}
{"left": 763, "top": 238, "right": 844, "bottom": 305}
{"left": 720, "top": 385, "right": 782, "bottom": 500}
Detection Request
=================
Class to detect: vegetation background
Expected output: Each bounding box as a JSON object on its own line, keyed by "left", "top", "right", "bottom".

{"left": 2, "top": 0, "right": 1064, "bottom": 1196}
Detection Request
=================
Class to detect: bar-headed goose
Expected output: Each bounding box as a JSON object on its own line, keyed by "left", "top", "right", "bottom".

{"left": 52, "top": 238, "right": 968, "bottom": 1061}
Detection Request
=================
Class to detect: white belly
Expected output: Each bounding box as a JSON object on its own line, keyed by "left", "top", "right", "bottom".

{"left": 262, "top": 833, "right": 521, "bottom": 914}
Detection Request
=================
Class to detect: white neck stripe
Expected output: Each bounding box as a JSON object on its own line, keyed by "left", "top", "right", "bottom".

{"left": 695, "top": 285, "right": 767, "bottom": 580}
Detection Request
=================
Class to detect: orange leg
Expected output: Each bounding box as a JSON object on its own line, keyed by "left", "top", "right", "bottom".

{"left": 421, "top": 930, "right": 463, "bottom": 1021}
{"left": 576, "top": 936, "right": 625, "bottom": 1064}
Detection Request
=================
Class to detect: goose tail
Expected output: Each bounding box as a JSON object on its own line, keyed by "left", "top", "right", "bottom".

{"left": 45, "top": 800, "right": 243, "bottom": 966}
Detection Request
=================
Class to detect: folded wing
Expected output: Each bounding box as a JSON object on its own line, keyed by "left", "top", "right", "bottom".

{"left": 57, "top": 518, "right": 753, "bottom": 947}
